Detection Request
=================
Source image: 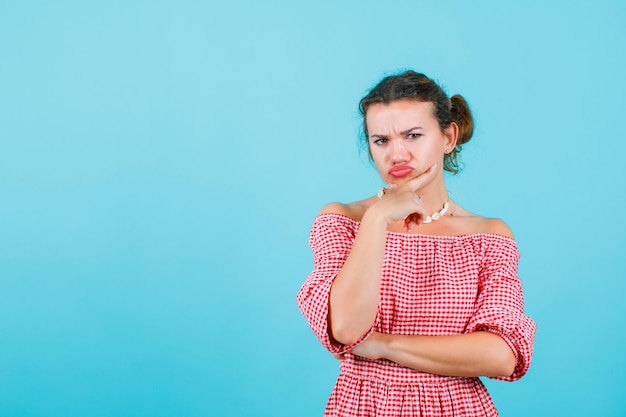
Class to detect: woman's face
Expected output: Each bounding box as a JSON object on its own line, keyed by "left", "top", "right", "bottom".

{"left": 366, "top": 99, "right": 456, "bottom": 186}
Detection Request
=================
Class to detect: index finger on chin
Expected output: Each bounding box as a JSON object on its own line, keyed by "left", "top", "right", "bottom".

{"left": 406, "top": 163, "right": 437, "bottom": 191}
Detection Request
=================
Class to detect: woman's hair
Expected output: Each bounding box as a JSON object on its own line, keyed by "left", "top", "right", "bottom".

{"left": 359, "top": 70, "right": 474, "bottom": 174}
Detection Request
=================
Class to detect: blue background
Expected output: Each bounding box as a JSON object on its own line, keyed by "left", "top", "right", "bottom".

{"left": 1, "top": 1, "right": 625, "bottom": 416}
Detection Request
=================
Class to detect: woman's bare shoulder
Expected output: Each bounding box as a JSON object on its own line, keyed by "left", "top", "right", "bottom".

{"left": 465, "top": 216, "right": 514, "bottom": 239}
{"left": 482, "top": 217, "right": 515, "bottom": 239}
{"left": 318, "top": 198, "right": 375, "bottom": 221}
{"left": 452, "top": 205, "right": 515, "bottom": 239}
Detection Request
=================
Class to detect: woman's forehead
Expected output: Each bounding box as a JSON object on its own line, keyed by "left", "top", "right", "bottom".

{"left": 366, "top": 100, "right": 437, "bottom": 129}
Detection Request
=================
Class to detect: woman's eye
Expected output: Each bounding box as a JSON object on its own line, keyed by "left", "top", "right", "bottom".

{"left": 407, "top": 133, "right": 422, "bottom": 140}
{"left": 373, "top": 138, "right": 388, "bottom": 146}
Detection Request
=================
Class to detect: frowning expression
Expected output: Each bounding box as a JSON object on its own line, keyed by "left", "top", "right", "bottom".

{"left": 366, "top": 99, "right": 456, "bottom": 185}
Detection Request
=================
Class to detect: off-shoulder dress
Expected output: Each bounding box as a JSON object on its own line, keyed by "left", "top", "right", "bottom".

{"left": 297, "top": 213, "right": 536, "bottom": 417}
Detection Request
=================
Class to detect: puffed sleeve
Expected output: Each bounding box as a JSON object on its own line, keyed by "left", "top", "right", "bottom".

{"left": 464, "top": 237, "right": 537, "bottom": 382}
{"left": 296, "top": 214, "right": 375, "bottom": 354}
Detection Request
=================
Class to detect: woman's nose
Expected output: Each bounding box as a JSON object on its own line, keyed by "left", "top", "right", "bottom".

{"left": 390, "top": 140, "right": 410, "bottom": 162}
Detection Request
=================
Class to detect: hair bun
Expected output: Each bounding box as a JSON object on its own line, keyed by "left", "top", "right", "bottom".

{"left": 450, "top": 95, "right": 474, "bottom": 147}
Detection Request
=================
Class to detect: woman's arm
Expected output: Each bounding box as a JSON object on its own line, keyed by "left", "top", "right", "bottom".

{"left": 350, "top": 331, "right": 516, "bottom": 378}
{"left": 329, "top": 166, "right": 438, "bottom": 345}
{"left": 327, "top": 208, "right": 387, "bottom": 345}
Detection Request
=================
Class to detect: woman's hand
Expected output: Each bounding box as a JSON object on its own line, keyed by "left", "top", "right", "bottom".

{"left": 350, "top": 332, "right": 388, "bottom": 360}
{"left": 331, "top": 332, "right": 389, "bottom": 361}
{"left": 333, "top": 332, "right": 387, "bottom": 360}
{"left": 370, "top": 164, "right": 438, "bottom": 230}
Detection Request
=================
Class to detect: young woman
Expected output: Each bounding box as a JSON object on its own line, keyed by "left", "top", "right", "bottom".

{"left": 297, "top": 70, "right": 536, "bottom": 416}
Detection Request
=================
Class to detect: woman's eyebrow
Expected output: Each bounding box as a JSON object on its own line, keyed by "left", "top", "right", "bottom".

{"left": 401, "top": 126, "right": 423, "bottom": 135}
{"left": 370, "top": 127, "right": 423, "bottom": 139}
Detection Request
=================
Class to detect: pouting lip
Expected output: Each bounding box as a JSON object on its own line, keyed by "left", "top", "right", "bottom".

{"left": 388, "top": 165, "right": 414, "bottom": 177}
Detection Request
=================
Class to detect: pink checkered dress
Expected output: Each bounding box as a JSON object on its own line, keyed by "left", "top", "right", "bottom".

{"left": 297, "top": 214, "right": 536, "bottom": 417}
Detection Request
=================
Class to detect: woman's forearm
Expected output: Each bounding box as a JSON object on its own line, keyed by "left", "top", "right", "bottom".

{"left": 329, "top": 209, "right": 388, "bottom": 345}
{"left": 328, "top": 168, "right": 440, "bottom": 346}
{"left": 355, "top": 331, "right": 516, "bottom": 378}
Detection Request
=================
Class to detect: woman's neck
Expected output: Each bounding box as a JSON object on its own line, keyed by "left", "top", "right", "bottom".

{"left": 414, "top": 180, "right": 449, "bottom": 214}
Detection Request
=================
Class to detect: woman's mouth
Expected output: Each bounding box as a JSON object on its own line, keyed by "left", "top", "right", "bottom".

{"left": 388, "top": 165, "right": 414, "bottom": 178}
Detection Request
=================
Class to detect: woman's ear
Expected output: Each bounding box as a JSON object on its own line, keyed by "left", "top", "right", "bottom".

{"left": 443, "top": 122, "right": 459, "bottom": 153}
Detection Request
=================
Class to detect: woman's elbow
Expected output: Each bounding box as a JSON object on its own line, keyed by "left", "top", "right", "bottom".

{"left": 489, "top": 346, "right": 517, "bottom": 377}
{"left": 330, "top": 325, "right": 362, "bottom": 346}
{"left": 328, "top": 311, "right": 371, "bottom": 346}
